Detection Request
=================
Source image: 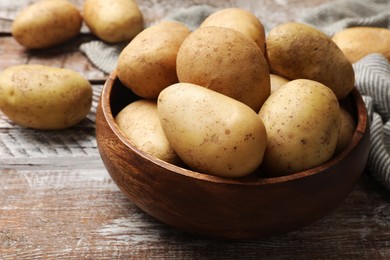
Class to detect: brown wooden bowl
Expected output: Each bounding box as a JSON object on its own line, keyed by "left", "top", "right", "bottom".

{"left": 96, "top": 71, "right": 370, "bottom": 239}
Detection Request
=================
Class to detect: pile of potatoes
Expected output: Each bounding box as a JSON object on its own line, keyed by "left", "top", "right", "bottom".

{"left": 0, "top": 0, "right": 144, "bottom": 130}
{"left": 115, "top": 7, "right": 364, "bottom": 178}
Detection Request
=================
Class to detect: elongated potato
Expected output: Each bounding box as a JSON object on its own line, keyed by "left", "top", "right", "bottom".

{"left": 259, "top": 79, "right": 341, "bottom": 177}
{"left": 332, "top": 27, "right": 390, "bottom": 63}
{"left": 266, "top": 22, "right": 355, "bottom": 100}
{"left": 158, "top": 83, "right": 267, "bottom": 178}
{"left": 12, "top": 0, "right": 82, "bottom": 49}
{"left": 200, "top": 8, "right": 266, "bottom": 54}
{"left": 115, "top": 99, "right": 182, "bottom": 165}
{"left": 0, "top": 65, "right": 92, "bottom": 130}
{"left": 117, "top": 21, "right": 191, "bottom": 98}
{"left": 83, "top": 0, "right": 144, "bottom": 43}
{"left": 177, "top": 26, "right": 270, "bottom": 112}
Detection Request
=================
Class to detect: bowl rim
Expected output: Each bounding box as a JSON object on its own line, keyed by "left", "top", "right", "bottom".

{"left": 100, "top": 71, "right": 369, "bottom": 186}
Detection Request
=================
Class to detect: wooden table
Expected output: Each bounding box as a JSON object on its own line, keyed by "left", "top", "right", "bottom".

{"left": 1, "top": 0, "right": 389, "bottom": 259}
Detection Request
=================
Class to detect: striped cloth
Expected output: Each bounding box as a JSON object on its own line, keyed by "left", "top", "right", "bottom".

{"left": 80, "top": 1, "right": 390, "bottom": 190}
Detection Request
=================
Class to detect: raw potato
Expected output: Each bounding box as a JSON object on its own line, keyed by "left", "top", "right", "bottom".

{"left": 335, "top": 107, "right": 356, "bottom": 155}
{"left": 200, "top": 8, "right": 266, "bottom": 54}
{"left": 12, "top": 0, "right": 82, "bottom": 49}
{"left": 177, "top": 26, "right": 270, "bottom": 112}
{"left": 258, "top": 79, "right": 341, "bottom": 177}
{"left": 0, "top": 65, "right": 92, "bottom": 130}
{"left": 157, "top": 83, "right": 267, "bottom": 178}
{"left": 83, "top": 0, "right": 144, "bottom": 43}
{"left": 332, "top": 27, "right": 390, "bottom": 63}
{"left": 115, "top": 99, "right": 181, "bottom": 165}
{"left": 117, "top": 21, "right": 191, "bottom": 98}
{"left": 266, "top": 22, "right": 355, "bottom": 100}
{"left": 270, "top": 74, "right": 289, "bottom": 93}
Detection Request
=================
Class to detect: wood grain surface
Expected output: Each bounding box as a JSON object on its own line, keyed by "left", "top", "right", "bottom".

{"left": 0, "top": 0, "right": 389, "bottom": 259}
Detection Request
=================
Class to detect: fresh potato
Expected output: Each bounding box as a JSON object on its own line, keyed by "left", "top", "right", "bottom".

{"left": 12, "top": 0, "right": 82, "bottom": 49}
{"left": 83, "top": 0, "right": 144, "bottom": 43}
{"left": 334, "top": 107, "right": 356, "bottom": 155}
{"left": 115, "top": 99, "right": 182, "bottom": 165}
{"left": 270, "top": 74, "right": 289, "bottom": 93}
{"left": 177, "top": 26, "right": 270, "bottom": 112}
{"left": 332, "top": 27, "right": 390, "bottom": 63}
{"left": 258, "top": 79, "right": 341, "bottom": 177}
{"left": 157, "top": 83, "right": 267, "bottom": 178}
{"left": 117, "top": 21, "right": 191, "bottom": 99}
{"left": 266, "top": 22, "right": 355, "bottom": 100}
{"left": 200, "top": 8, "right": 266, "bottom": 54}
{"left": 0, "top": 65, "right": 92, "bottom": 130}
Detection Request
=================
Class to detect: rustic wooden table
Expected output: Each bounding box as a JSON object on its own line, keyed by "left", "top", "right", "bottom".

{"left": 1, "top": 0, "right": 389, "bottom": 259}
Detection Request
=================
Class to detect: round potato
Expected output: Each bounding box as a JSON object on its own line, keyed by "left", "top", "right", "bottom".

{"left": 117, "top": 21, "right": 191, "bottom": 99}
{"left": 258, "top": 79, "right": 341, "bottom": 177}
{"left": 115, "top": 99, "right": 181, "bottom": 165}
{"left": 200, "top": 8, "right": 266, "bottom": 54}
{"left": 0, "top": 65, "right": 92, "bottom": 130}
{"left": 177, "top": 26, "right": 270, "bottom": 112}
{"left": 157, "top": 83, "right": 267, "bottom": 178}
{"left": 12, "top": 0, "right": 82, "bottom": 49}
{"left": 270, "top": 74, "right": 289, "bottom": 93}
{"left": 83, "top": 0, "right": 144, "bottom": 43}
{"left": 332, "top": 27, "right": 390, "bottom": 63}
{"left": 266, "top": 22, "right": 355, "bottom": 100}
{"left": 335, "top": 107, "right": 356, "bottom": 155}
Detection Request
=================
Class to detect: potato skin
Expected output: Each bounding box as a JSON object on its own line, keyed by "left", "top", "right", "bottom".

{"left": 258, "top": 79, "right": 341, "bottom": 177}
{"left": 157, "top": 83, "right": 267, "bottom": 178}
{"left": 12, "top": 0, "right": 82, "bottom": 49}
{"left": 115, "top": 99, "right": 181, "bottom": 165}
{"left": 0, "top": 65, "right": 92, "bottom": 130}
{"left": 200, "top": 8, "right": 266, "bottom": 54}
{"left": 177, "top": 26, "right": 270, "bottom": 112}
{"left": 332, "top": 27, "right": 390, "bottom": 63}
{"left": 266, "top": 22, "right": 355, "bottom": 100}
{"left": 117, "top": 21, "right": 191, "bottom": 98}
{"left": 83, "top": 0, "right": 144, "bottom": 43}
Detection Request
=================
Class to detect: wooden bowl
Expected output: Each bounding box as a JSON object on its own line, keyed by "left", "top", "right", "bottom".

{"left": 96, "top": 71, "right": 370, "bottom": 239}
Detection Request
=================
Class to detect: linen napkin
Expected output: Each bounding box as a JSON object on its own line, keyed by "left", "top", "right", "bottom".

{"left": 80, "top": 0, "right": 390, "bottom": 190}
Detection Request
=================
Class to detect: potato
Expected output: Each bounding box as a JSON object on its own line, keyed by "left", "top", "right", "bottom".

{"left": 0, "top": 65, "right": 92, "bottom": 130}
{"left": 266, "top": 22, "right": 355, "bottom": 100}
{"left": 258, "top": 79, "right": 341, "bottom": 177}
{"left": 115, "top": 99, "right": 181, "bottom": 165}
{"left": 270, "top": 74, "right": 289, "bottom": 93}
{"left": 83, "top": 0, "right": 144, "bottom": 43}
{"left": 335, "top": 107, "right": 356, "bottom": 155}
{"left": 157, "top": 83, "right": 267, "bottom": 178}
{"left": 200, "top": 8, "right": 266, "bottom": 54}
{"left": 177, "top": 26, "right": 270, "bottom": 112}
{"left": 12, "top": 0, "right": 82, "bottom": 49}
{"left": 332, "top": 27, "right": 390, "bottom": 63}
{"left": 117, "top": 21, "right": 191, "bottom": 99}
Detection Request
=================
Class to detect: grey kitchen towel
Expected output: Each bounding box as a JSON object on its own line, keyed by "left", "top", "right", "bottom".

{"left": 80, "top": 1, "right": 390, "bottom": 190}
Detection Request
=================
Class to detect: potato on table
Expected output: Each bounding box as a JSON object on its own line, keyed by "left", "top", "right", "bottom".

{"left": 12, "top": 0, "right": 82, "bottom": 49}
{"left": 332, "top": 27, "right": 390, "bottom": 63}
{"left": 0, "top": 65, "right": 92, "bottom": 130}
{"left": 83, "top": 0, "right": 144, "bottom": 43}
